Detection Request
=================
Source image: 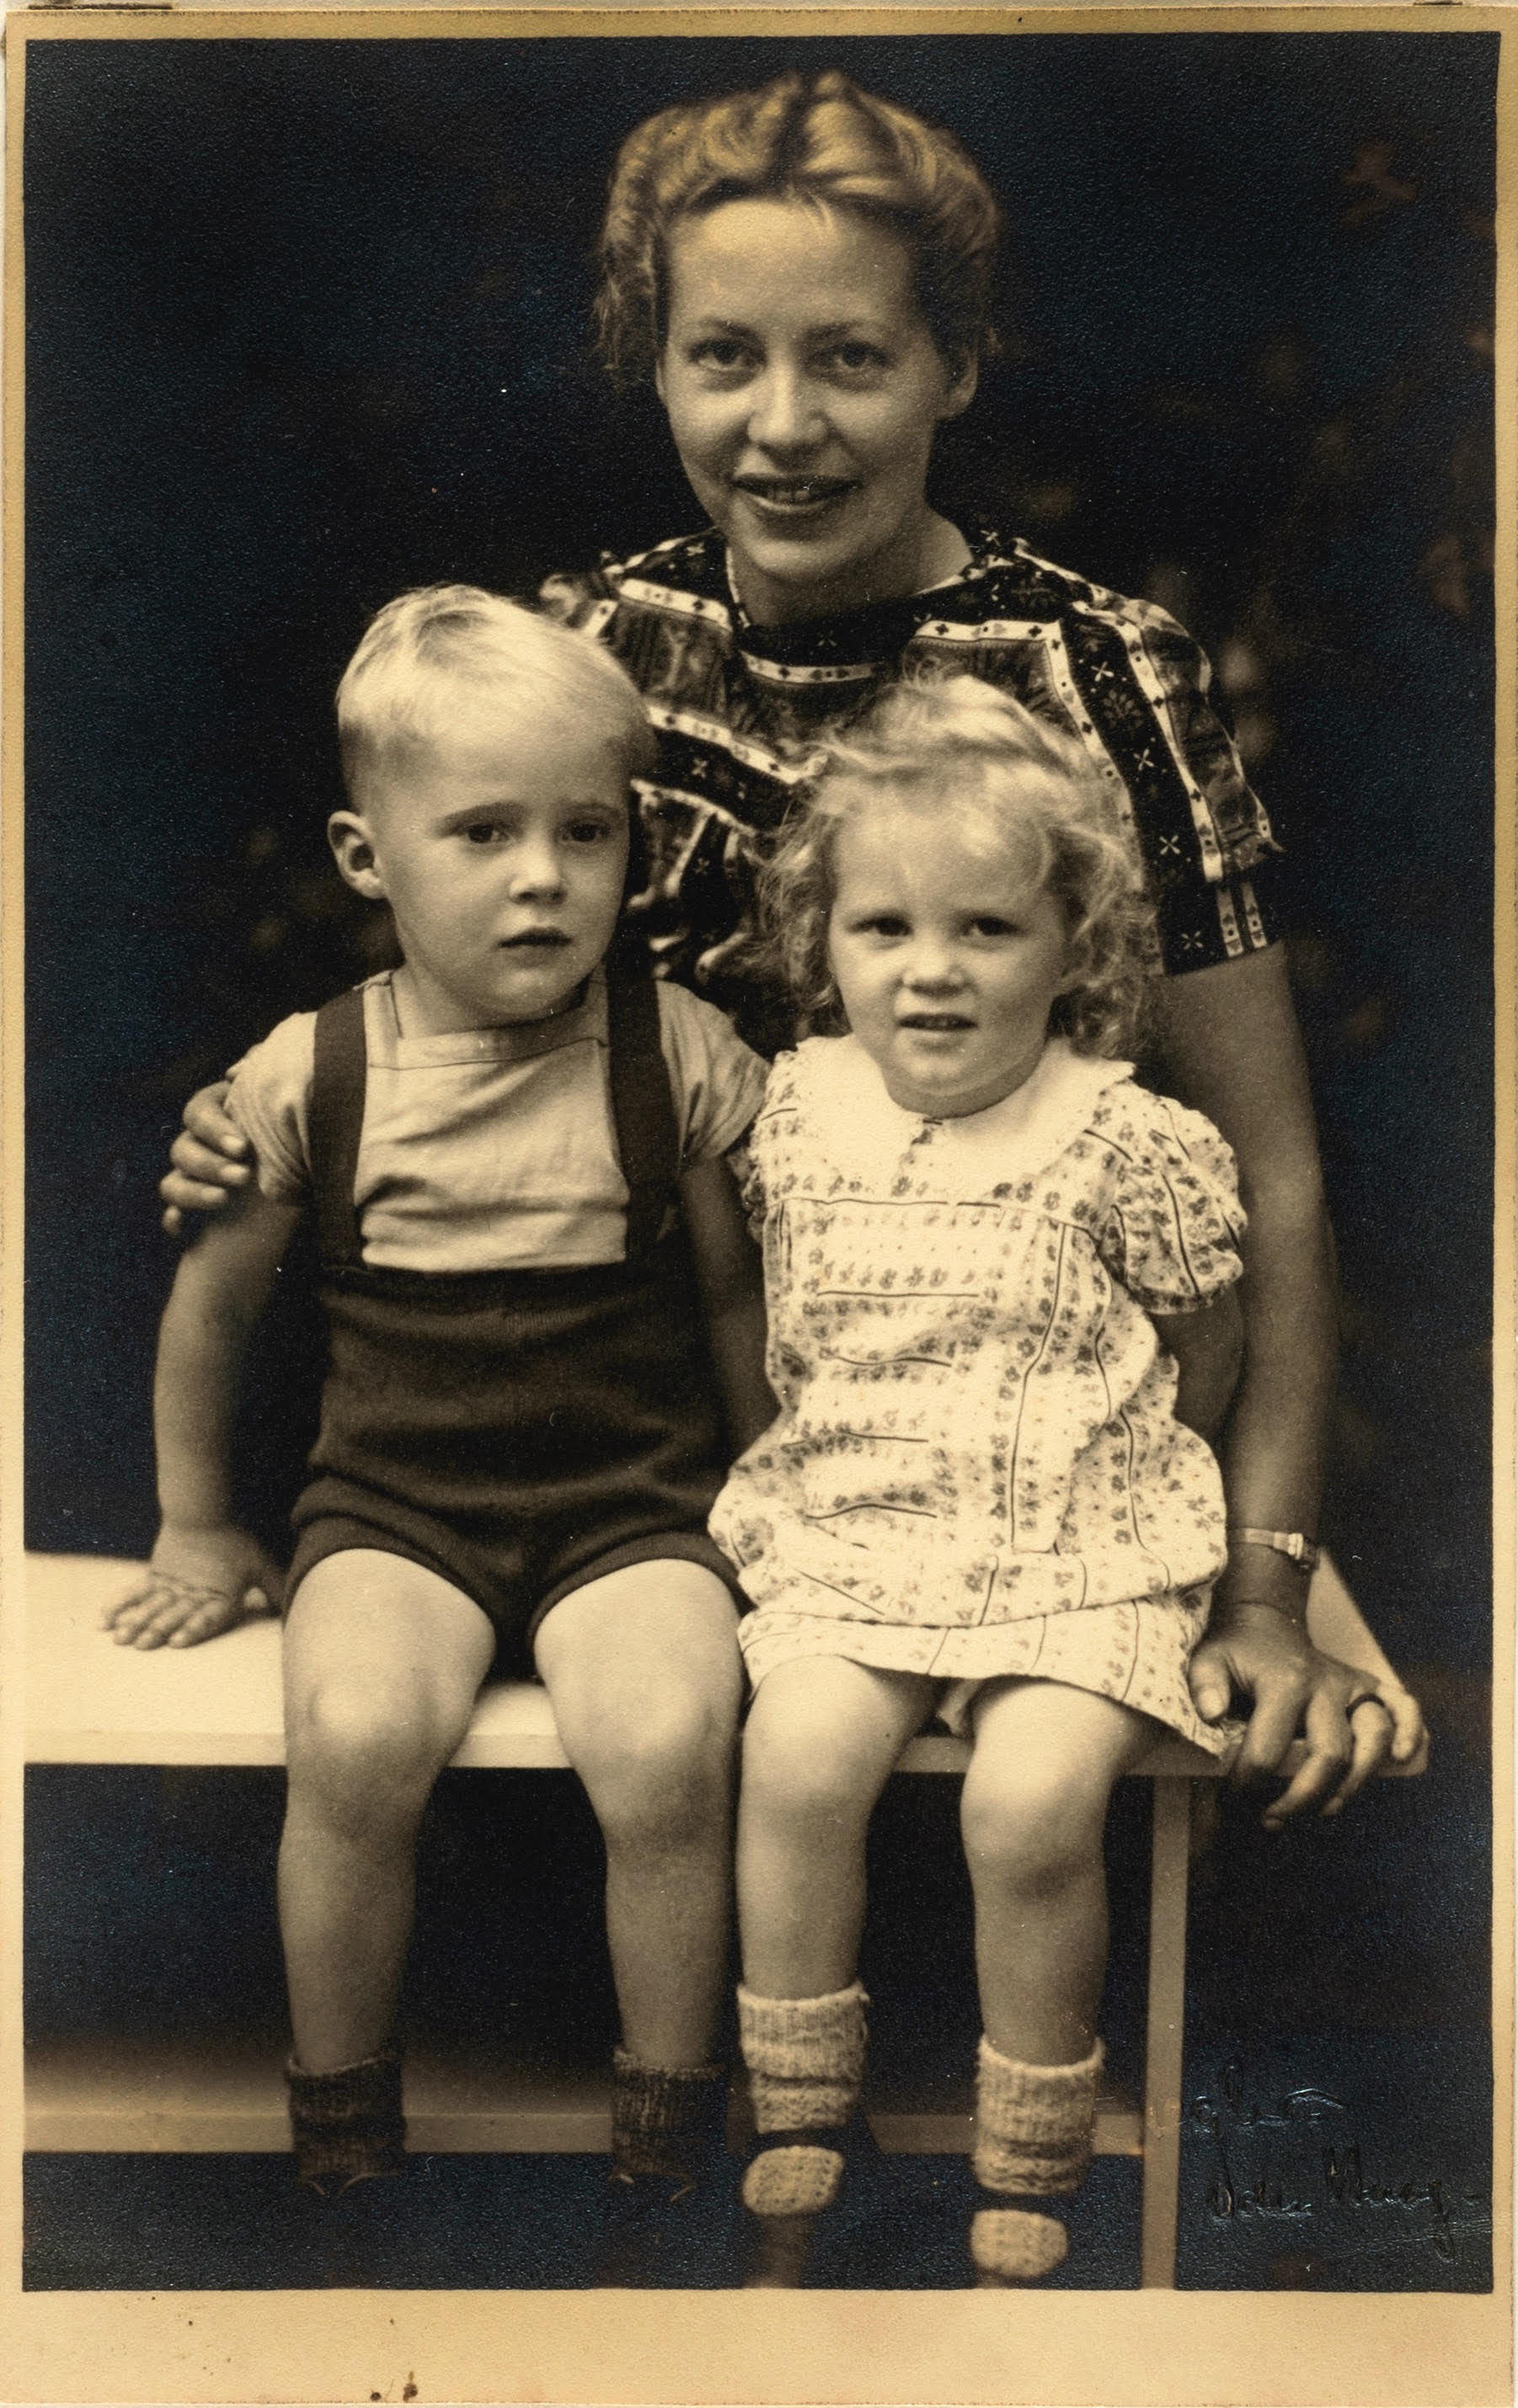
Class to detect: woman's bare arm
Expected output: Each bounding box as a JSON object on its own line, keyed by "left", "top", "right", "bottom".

{"left": 679, "top": 1153, "right": 777, "bottom": 1456}
{"left": 1153, "top": 1287, "right": 1244, "bottom": 1444}
{"left": 1154, "top": 944, "right": 1425, "bottom": 1818}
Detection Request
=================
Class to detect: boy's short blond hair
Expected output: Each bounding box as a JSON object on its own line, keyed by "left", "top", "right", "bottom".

{"left": 336, "top": 585, "right": 656, "bottom": 805}
{"left": 765, "top": 675, "right": 1157, "bottom": 1058}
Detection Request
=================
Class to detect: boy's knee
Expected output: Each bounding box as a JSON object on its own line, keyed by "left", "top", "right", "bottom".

{"left": 581, "top": 1690, "right": 737, "bottom": 1845}
{"left": 286, "top": 1684, "right": 452, "bottom": 1829}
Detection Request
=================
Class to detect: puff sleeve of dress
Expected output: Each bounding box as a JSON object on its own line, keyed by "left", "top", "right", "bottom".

{"left": 1093, "top": 1090, "right": 1246, "bottom": 1317}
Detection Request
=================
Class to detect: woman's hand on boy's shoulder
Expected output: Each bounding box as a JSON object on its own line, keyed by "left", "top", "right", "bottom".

{"left": 159, "top": 1078, "right": 249, "bottom": 1233}
{"left": 1190, "top": 1594, "right": 1426, "bottom": 1825}
{"left": 102, "top": 1526, "right": 283, "bottom": 1650}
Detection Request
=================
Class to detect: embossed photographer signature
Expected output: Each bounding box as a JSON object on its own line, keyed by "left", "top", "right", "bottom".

{"left": 1189, "top": 2058, "right": 1485, "bottom": 2266}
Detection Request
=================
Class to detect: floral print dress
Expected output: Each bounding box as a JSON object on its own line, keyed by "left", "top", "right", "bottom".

{"left": 709, "top": 1035, "right": 1246, "bottom": 1753}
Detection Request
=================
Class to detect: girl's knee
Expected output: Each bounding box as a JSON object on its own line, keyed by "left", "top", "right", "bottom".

{"left": 959, "top": 1764, "right": 1109, "bottom": 1899}
{"left": 740, "top": 1713, "right": 875, "bottom": 1840}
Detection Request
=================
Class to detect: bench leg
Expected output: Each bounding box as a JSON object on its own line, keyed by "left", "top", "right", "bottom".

{"left": 1140, "top": 1775, "right": 1193, "bottom": 2288}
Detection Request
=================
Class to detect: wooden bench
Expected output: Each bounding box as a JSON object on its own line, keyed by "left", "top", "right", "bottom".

{"left": 24, "top": 1549, "right": 1422, "bottom": 2287}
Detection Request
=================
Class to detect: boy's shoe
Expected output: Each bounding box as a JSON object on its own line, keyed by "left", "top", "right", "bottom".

{"left": 594, "top": 2165, "right": 728, "bottom": 2288}
{"left": 286, "top": 2048, "right": 406, "bottom": 2197}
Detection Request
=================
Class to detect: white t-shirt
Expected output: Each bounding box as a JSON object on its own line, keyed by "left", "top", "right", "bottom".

{"left": 226, "top": 967, "right": 768, "bottom": 1273}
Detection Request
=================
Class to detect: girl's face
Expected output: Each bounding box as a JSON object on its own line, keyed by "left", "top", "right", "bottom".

{"left": 656, "top": 198, "right": 975, "bottom": 627}
{"left": 826, "top": 790, "right": 1078, "bottom": 1120}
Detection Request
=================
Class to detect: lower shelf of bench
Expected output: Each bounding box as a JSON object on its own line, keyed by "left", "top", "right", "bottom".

{"left": 25, "top": 2035, "right": 1141, "bottom": 2159}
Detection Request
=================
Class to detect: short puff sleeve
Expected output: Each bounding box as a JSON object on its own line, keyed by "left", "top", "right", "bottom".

{"left": 1095, "top": 1093, "right": 1245, "bottom": 1316}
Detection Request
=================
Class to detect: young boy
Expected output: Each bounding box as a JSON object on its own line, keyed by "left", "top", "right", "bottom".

{"left": 107, "top": 588, "right": 772, "bottom": 2245}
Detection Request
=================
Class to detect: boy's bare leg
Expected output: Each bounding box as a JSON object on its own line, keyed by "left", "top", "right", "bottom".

{"left": 533, "top": 1561, "right": 742, "bottom": 2072}
{"left": 280, "top": 1550, "right": 495, "bottom": 2073}
{"left": 960, "top": 1679, "right": 1152, "bottom": 2063}
{"left": 737, "top": 1656, "right": 934, "bottom": 1998}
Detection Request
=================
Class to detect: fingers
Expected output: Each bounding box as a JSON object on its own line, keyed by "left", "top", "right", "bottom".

{"left": 1229, "top": 1668, "right": 1309, "bottom": 1791}
{"left": 1187, "top": 1637, "right": 1233, "bottom": 1726}
{"left": 1384, "top": 1684, "right": 1428, "bottom": 1765}
{"left": 1320, "top": 1697, "right": 1396, "bottom": 1817}
{"left": 183, "top": 1083, "right": 242, "bottom": 1149}
{"left": 101, "top": 1576, "right": 244, "bottom": 1650}
{"left": 1260, "top": 1677, "right": 1354, "bottom": 1827}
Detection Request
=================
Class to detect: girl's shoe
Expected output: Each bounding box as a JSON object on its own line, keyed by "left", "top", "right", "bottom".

{"left": 967, "top": 2184, "right": 1071, "bottom": 2284}
{"left": 739, "top": 2114, "right": 884, "bottom": 2288}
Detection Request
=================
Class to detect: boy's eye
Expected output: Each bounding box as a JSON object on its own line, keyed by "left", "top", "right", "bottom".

{"left": 462, "top": 821, "right": 504, "bottom": 845}
{"left": 969, "top": 916, "right": 1018, "bottom": 939}
{"left": 564, "top": 818, "right": 617, "bottom": 846}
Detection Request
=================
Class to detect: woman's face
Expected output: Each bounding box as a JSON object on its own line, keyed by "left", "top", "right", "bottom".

{"left": 656, "top": 198, "right": 975, "bottom": 626}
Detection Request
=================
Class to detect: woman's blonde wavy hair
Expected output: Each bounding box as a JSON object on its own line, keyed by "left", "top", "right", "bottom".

{"left": 596, "top": 69, "right": 1002, "bottom": 382}
{"left": 764, "top": 677, "right": 1157, "bottom": 1060}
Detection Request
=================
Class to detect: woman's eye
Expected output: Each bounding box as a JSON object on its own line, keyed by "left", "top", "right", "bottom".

{"left": 690, "top": 338, "right": 752, "bottom": 374}
{"left": 825, "top": 343, "right": 888, "bottom": 377}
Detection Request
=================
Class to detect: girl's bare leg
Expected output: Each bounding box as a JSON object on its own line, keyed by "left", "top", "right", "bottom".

{"left": 738, "top": 1657, "right": 936, "bottom": 1997}
{"left": 534, "top": 1560, "right": 743, "bottom": 2072}
{"left": 959, "top": 1678, "right": 1153, "bottom": 2284}
{"left": 280, "top": 1552, "right": 495, "bottom": 2074}
{"left": 960, "top": 1679, "right": 1152, "bottom": 2064}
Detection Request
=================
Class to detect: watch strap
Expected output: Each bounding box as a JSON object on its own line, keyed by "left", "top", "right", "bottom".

{"left": 1227, "top": 1527, "right": 1321, "bottom": 1574}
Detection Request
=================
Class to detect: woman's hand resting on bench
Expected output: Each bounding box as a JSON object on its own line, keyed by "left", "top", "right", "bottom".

{"left": 102, "top": 1525, "right": 283, "bottom": 1648}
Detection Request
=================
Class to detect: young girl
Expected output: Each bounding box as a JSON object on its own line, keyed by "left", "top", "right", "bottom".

{"left": 711, "top": 675, "right": 1247, "bottom": 2287}
{"left": 164, "top": 70, "right": 1419, "bottom": 1825}
{"left": 110, "top": 589, "right": 772, "bottom": 2262}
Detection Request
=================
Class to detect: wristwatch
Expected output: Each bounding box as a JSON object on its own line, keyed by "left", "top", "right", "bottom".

{"left": 1227, "top": 1527, "right": 1320, "bottom": 1574}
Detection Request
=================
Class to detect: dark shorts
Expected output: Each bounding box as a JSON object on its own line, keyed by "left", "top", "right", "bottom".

{"left": 285, "top": 1509, "right": 744, "bottom": 1669}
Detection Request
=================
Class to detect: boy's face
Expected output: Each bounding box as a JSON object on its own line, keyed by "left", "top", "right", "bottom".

{"left": 332, "top": 699, "right": 632, "bottom": 1033}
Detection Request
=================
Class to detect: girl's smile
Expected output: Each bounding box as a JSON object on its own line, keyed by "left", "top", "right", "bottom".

{"left": 656, "top": 199, "right": 976, "bottom": 626}
{"left": 826, "top": 793, "right": 1081, "bottom": 1121}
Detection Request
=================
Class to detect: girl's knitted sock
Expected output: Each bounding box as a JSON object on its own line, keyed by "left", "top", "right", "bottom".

{"left": 285, "top": 2047, "right": 405, "bottom": 2196}
{"left": 969, "top": 2033, "right": 1103, "bottom": 2283}
{"left": 610, "top": 2047, "right": 729, "bottom": 2186}
{"left": 737, "top": 1982, "right": 868, "bottom": 2218}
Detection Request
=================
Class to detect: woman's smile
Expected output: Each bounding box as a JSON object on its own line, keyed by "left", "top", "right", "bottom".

{"left": 656, "top": 198, "right": 975, "bottom": 624}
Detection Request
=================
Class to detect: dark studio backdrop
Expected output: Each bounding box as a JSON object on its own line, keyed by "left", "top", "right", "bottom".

{"left": 22, "top": 27, "right": 1497, "bottom": 2291}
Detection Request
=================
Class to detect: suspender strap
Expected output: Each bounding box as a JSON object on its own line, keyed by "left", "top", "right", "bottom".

{"left": 606, "top": 958, "right": 681, "bottom": 1261}
{"left": 306, "top": 966, "right": 681, "bottom": 1271}
{"left": 308, "top": 984, "right": 369, "bottom": 1269}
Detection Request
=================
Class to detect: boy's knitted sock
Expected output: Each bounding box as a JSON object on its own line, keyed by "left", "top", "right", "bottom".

{"left": 285, "top": 2047, "right": 405, "bottom": 2197}
{"left": 609, "top": 2047, "right": 728, "bottom": 2186}
{"left": 737, "top": 1982, "right": 868, "bottom": 2218}
{"left": 969, "top": 2034, "right": 1103, "bottom": 2284}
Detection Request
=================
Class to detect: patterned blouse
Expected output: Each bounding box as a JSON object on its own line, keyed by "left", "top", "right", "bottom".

{"left": 543, "top": 526, "right": 1280, "bottom": 1050}
{"left": 708, "top": 1035, "right": 1246, "bottom": 1750}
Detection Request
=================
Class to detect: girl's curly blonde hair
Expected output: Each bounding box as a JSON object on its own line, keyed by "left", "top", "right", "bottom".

{"left": 596, "top": 68, "right": 1002, "bottom": 383}
{"left": 764, "top": 677, "right": 1157, "bottom": 1059}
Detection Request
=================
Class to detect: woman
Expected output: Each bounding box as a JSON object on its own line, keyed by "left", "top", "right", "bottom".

{"left": 157, "top": 64, "right": 1424, "bottom": 2236}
